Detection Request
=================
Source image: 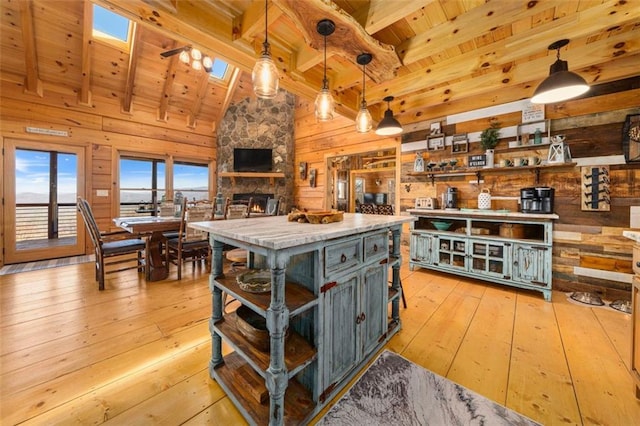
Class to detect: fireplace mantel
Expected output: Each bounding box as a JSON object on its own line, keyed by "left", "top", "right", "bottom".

{"left": 219, "top": 171, "right": 285, "bottom": 186}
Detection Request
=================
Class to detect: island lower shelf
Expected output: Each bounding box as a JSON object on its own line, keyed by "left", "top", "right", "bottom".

{"left": 408, "top": 210, "right": 557, "bottom": 301}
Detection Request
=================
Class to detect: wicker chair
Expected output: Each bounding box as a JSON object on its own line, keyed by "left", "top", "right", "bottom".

{"left": 77, "top": 197, "right": 145, "bottom": 291}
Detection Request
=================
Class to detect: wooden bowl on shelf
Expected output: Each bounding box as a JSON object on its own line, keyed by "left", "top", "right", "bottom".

{"left": 235, "top": 305, "right": 289, "bottom": 352}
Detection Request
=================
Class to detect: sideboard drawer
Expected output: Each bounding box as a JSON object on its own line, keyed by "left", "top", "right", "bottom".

{"left": 364, "top": 232, "right": 389, "bottom": 262}
{"left": 325, "top": 238, "right": 361, "bottom": 277}
{"left": 633, "top": 244, "right": 640, "bottom": 276}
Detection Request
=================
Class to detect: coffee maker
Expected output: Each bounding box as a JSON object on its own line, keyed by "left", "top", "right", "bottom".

{"left": 442, "top": 187, "right": 459, "bottom": 210}
{"left": 520, "top": 187, "right": 554, "bottom": 213}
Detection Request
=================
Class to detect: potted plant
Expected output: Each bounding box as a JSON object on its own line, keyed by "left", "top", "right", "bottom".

{"left": 480, "top": 121, "right": 500, "bottom": 168}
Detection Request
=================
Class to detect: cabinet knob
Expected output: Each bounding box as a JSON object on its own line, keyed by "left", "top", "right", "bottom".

{"left": 340, "top": 254, "right": 347, "bottom": 263}
{"left": 637, "top": 261, "right": 640, "bottom": 268}
{"left": 373, "top": 244, "right": 378, "bottom": 252}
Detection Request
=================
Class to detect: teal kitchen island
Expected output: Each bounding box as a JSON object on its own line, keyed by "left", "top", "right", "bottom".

{"left": 190, "top": 213, "right": 415, "bottom": 425}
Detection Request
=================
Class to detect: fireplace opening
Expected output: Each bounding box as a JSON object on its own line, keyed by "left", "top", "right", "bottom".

{"left": 233, "top": 193, "right": 273, "bottom": 214}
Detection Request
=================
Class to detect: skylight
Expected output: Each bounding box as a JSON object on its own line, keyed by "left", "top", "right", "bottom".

{"left": 209, "top": 58, "right": 229, "bottom": 80}
{"left": 92, "top": 4, "right": 131, "bottom": 43}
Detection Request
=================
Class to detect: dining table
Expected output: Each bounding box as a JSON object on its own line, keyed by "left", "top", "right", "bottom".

{"left": 113, "top": 215, "right": 182, "bottom": 281}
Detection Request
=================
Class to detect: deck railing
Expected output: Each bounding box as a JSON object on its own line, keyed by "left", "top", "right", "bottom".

{"left": 14, "top": 203, "right": 152, "bottom": 242}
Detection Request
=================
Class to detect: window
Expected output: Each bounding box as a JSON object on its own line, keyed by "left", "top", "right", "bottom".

{"left": 119, "top": 157, "right": 165, "bottom": 216}
{"left": 118, "top": 156, "right": 210, "bottom": 216}
{"left": 92, "top": 4, "right": 131, "bottom": 47}
{"left": 174, "top": 161, "right": 209, "bottom": 201}
{"left": 209, "top": 58, "right": 229, "bottom": 80}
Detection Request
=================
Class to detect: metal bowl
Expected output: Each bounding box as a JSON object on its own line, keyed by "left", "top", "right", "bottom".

{"left": 570, "top": 291, "right": 604, "bottom": 306}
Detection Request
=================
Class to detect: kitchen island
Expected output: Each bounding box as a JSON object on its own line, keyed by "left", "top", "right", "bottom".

{"left": 407, "top": 208, "right": 558, "bottom": 301}
{"left": 190, "top": 213, "right": 415, "bottom": 425}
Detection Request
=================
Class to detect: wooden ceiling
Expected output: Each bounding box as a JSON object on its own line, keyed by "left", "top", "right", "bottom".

{"left": 2, "top": 0, "right": 639, "bottom": 133}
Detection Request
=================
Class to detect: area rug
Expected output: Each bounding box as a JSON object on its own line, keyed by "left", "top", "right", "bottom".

{"left": 317, "top": 350, "right": 539, "bottom": 425}
{"left": 0, "top": 255, "right": 93, "bottom": 276}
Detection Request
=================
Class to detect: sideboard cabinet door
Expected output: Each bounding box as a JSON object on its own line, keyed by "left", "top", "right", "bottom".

{"left": 512, "top": 243, "right": 549, "bottom": 287}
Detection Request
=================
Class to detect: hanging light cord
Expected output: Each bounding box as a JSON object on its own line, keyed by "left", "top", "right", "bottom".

{"left": 322, "top": 32, "right": 328, "bottom": 89}
{"left": 361, "top": 63, "right": 366, "bottom": 106}
{"left": 262, "top": 0, "right": 269, "bottom": 54}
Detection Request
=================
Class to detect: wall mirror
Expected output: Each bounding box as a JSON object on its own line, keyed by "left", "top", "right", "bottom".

{"left": 325, "top": 148, "right": 398, "bottom": 213}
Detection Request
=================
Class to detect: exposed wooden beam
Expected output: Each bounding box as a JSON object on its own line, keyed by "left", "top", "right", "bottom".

{"left": 358, "top": 0, "right": 434, "bottom": 35}
{"left": 272, "top": 0, "right": 401, "bottom": 83}
{"left": 187, "top": 71, "right": 211, "bottom": 129}
{"left": 214, "top": 67, "right": 241, "bottom": 131}
{"left": 158, "top": 41, "right": 180, "bottom": 122}
{"left": 122, "top": 24, "right": 142, "bottom": 114}
{"left": 78, "top": 0, "right": 93, "bottom": 106}
{"left": 19, "top": 0, "right": 42, "bottom": 97}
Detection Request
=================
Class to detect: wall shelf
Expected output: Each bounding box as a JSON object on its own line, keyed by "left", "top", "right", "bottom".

{"left": 407, "top": 162, "right": 576, "bottom": 185}
{"left": 219, "top": 171, "right": 285, "bottom": 185}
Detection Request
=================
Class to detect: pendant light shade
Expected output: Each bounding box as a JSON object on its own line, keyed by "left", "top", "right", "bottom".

{"left": 355, "top": 53, "right": 373, "bottom": 133}
{"left": 375, "top": 96, "right": 403, "bottom": 136}
{"left": 315, "top": 19, "right": 335, "bottom": 121}
{"left": 531, "top": 39, "right": 589, "bottom": 104}
{"left": 252, "top": 0, "right": 279, "bottom": 99}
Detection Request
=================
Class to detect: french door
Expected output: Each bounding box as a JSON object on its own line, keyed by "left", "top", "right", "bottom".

{"left": 3, "top": 139, "right": 86, "bottom": 264}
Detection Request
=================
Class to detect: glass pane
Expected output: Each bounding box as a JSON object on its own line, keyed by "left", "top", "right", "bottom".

{"left": 58, "top": 153, "right": 78, "bottom": 238}
{"left": 15, "top": 149, "right": 50, "bottom": 242}
{"left": 174, "top": 162, "right": 209, "bottom": 200}
{"left": 119, "top": 158, "right": 165, "bottom": 216}
{"left": 209, "top": 59, "right": 228, "bottom": 80}
{"left": 93, "top": 4, "right": 130, "bottom": 42}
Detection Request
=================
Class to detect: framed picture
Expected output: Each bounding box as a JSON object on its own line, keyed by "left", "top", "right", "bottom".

{"left": 427, "top": 134, "right": 445, "bottom": 151}
{"left": 451, "top": 133, "right": 468, "bottom": 153}
{"left": 622, "top": 113, "right": 640, "bottom": 162}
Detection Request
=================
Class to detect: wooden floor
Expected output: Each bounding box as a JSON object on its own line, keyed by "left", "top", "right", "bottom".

{"left": 1, "top": 249, "right": 639, "bottom": 425}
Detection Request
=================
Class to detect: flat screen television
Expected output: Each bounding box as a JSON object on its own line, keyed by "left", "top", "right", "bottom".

{"left": 233, "top": 148, "right": 272, "bottom": 172}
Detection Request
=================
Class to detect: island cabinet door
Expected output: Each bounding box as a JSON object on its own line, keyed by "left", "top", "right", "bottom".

{"left": 361, "top": 263, "right": 388, "bottom": 356}
{"left": 321, "top": 272, "right": 359, "bottom": 394}
{"left": 410, "top": 232, "right": 436, "bottom": 265}
{"left": 511, "top": 243, "right": 550, "bottom": 287}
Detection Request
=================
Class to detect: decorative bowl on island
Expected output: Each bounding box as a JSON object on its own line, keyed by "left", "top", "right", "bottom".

{"left": 236, "top": 269, "right": 271, "bottom": 293}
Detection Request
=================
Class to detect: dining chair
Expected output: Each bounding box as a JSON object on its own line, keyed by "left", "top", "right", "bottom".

{"left": 165, "top": 198, "right": 213, "bottom": 280}
{"left": 222, "top": 197, "right": 253, "bottom": 270}
{"left": 265, "top": 196, "right": 282, "bottom": 216}
{"left": 223, "top": 197, "right": 253, "bottom": 219}
{"left": 77, "top": 197, "right": 146, "bottom": 291}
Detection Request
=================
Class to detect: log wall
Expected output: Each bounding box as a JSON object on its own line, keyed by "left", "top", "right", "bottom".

{"left": 293, "top": 87, "right": 640, "bottom": 301}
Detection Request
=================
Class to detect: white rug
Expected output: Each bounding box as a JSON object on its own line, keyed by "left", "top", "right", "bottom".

{"left": 317, "top": 350, "right": 540, "bottom": 425}
{"left": 0, "top": 255, "right": 93, "bottom": 275}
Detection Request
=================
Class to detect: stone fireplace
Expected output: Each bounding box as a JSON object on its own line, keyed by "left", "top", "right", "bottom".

{"left": 216, "top": 91, "right": 295, "bottom": 214}
{"left": 233, "top": 193, "right": 273, "bottom": 214}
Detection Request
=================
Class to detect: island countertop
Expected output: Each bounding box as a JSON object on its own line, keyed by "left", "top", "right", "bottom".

{"left": 407, "top": 208, "right": 559, "bottom": 220}
{"left": 190, "top": 213, "right": 415, "bottom": 250}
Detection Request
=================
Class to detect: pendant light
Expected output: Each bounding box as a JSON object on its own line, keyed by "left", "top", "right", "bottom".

{"left": 531, "top": 39, "right": 589, "bottom": 104}
{"left": 315, "top": 19, "right": 335, "bottom": 121}
{"left": 355, "top": 53, "right": 373, "bottom": 133}
{"left": 252, "top": 0, "right": 279, "bottom": 99}
{"left": 375, "top": 96, "right": 403, "bottom": 136}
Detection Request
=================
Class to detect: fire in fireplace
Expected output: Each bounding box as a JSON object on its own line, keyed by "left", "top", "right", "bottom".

{"left": 233, "top": 193, "right": 273, "bottom": 214}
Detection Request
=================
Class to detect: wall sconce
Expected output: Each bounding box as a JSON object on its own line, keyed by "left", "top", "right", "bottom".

{"left": 375, "top": 96, "right": 403, "bottom": 136}
{"left": 252, "top": 0, "right": 279, "bottom": 99}
{"left": 531, "top": 39, "right": 589, "bottom": 104}
{"left": 299, "top": 162, "right": 308, "bottom": 180}
{"left": 315, "top": 19, "right": 335, "bottom": 121}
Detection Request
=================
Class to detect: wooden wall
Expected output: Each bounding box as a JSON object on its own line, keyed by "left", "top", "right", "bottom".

{"left": 293, "top": 86, "right": 640, "bottom": 301}
{"left": 0, "top": 79, "right": 217, "bottom": 261}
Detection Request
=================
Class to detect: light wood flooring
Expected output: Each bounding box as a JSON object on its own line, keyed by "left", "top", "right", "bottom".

{"left": 1, "top": 250, "right": 639, "bottom": 425}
